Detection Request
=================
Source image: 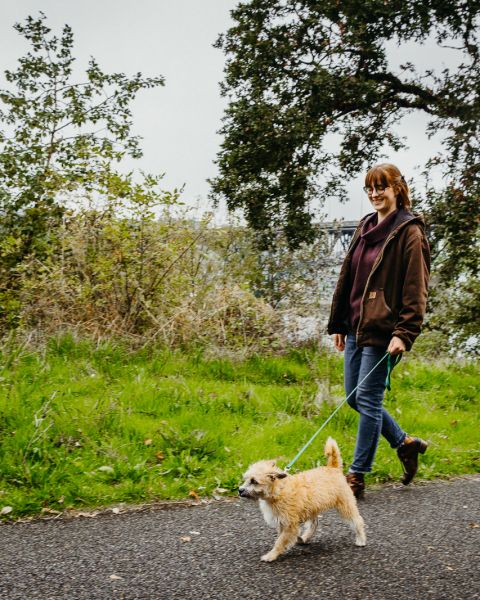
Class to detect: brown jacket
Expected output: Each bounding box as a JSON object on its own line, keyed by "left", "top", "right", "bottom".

{"left": 327, "top": 210, "right": 430, "bottom": 350}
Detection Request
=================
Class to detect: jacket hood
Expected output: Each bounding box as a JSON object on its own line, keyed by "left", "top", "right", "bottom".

{"left": 359, "top": 210, "right": 426, "bottom": 235}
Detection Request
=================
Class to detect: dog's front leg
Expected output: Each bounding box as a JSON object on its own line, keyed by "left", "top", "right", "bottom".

{"left": 261, "top": 525, "right": 298, "bottom": 562}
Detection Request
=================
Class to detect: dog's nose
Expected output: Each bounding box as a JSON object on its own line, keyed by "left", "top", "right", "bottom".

{"left": 238, "top": 487, "right": 245, "bottom": 497}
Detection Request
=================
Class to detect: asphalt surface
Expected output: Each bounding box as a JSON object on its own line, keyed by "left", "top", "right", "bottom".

{"left": 0, "top": 476, "right": 479, "bottom": 600}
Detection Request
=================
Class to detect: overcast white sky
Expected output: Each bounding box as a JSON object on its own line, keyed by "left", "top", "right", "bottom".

{"left": 0, "top": 1, "right": 459, "bottom": 223}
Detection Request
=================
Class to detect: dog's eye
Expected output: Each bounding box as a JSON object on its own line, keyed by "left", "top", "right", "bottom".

{"left": 250, "top": 478, "right": 258, "bottom": 485}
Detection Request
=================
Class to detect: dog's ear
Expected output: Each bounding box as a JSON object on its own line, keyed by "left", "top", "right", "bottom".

{"left": 268, "top": 472, "right": 287, "bottom": 481}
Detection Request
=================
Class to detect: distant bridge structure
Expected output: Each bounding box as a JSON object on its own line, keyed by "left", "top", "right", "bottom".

{"left": 318, "top": 220, "right": 359, "bottom": 255}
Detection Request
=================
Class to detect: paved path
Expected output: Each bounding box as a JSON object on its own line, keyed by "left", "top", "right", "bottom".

{"left": 1, "top": 476, "right": 479, "bottom": 600}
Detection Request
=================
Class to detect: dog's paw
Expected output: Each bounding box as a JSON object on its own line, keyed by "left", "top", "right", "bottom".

{"left": 261, "top": 551, "right": 278, "bottom": 562}
{"left": 355, "top": 538, "right": 367, "bottom": 547}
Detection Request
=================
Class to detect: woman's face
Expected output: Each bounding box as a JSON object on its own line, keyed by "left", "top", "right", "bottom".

{"left": 368, "top": 182, "right": 397, "bottom": 216}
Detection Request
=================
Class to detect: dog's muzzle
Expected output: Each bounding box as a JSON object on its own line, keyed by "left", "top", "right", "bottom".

{"left": 238, "top": 487, "right": 252, "bottom": 498}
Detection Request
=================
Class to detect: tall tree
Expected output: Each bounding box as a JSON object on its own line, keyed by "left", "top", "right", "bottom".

{"left": 0, "top": 13, "right": 164, "bottom": 274}
{"left": 211, "top": 0, "right": 479, "bottom": 266}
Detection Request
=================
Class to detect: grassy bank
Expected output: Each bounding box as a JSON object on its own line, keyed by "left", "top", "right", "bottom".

{"left": 0, "top": 336, "right": 478, "bottom": 518}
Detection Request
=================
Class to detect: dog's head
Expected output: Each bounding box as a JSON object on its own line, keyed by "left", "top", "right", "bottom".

{"left": 238, "top": 460, "right": 288, "bottom": 500}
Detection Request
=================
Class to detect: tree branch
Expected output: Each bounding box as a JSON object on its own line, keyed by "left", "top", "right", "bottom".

{"left": 368, "top": 72, "right": 438, "bottom": 104}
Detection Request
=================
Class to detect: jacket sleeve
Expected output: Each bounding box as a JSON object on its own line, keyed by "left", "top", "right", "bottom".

{"left": 393, "top": 226, "right": 430, "bottom": 350}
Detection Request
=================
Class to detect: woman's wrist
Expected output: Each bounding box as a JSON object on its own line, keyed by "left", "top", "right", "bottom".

{"left": 387, "top": 335, "right": 406, "bottom": 355}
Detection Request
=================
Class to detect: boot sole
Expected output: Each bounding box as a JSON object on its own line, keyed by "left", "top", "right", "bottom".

{"left": 418, "top": 441, "right": 428, "bottom": 454}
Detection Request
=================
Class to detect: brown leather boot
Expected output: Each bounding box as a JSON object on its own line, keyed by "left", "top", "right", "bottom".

{"left": 397, "top": 436, "right": 428, "bottom": 485}
{"left": 346, "top": 472, "right": 365, "bottom": 499}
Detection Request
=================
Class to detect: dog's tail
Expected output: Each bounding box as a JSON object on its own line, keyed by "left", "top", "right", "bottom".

{"left": 324, "top": 437, "right": 342, "bottom": 469}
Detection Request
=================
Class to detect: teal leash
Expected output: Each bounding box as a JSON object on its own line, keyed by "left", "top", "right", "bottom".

{"left": 385, "top": 352, "right": 402, "bottom": 390}
{"left": 285, "top": 350, "right": 400, "bottom": 472}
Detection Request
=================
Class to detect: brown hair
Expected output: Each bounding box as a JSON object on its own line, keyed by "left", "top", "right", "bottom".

{"left": 364, "top": 163, "right": 411, "bottom": 211}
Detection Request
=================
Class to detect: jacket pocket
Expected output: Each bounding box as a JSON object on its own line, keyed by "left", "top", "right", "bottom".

{"left": 362, "top": 289, "right": 395, "bottom": 333}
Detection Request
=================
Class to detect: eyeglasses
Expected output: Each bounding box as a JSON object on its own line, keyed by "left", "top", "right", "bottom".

{"left": 363, "top": 185, "right": 390, "bottom": 196}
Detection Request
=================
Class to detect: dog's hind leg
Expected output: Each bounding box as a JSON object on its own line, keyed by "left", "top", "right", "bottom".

{"left": 336, "top": 499, "right": 366, "bottom": 547}
{"left": 297, "top": 519, "right": 318, "bottom": 545}
{"left": 261, "top": 524, "right": 299, "bottom": 562}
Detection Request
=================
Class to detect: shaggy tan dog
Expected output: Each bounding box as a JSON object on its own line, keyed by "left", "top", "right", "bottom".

{"left": 238, "top": 437, "right": 366, "bottom": 562}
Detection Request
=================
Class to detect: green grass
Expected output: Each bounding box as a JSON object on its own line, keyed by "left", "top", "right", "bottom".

{"left": 0, "top": 335, "right": 478, "bottom": 519}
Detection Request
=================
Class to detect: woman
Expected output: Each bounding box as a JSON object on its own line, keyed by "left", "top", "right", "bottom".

{"left": 327, "top": 163, "right": 430, "bottom": 498}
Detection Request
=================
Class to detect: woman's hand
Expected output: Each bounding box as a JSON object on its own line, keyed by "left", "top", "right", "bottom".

{"left": 387, "top": 336, "right": 406, "bottom": 355}
{"left": 334, "top": 333, "right": 345, "bottom": 351}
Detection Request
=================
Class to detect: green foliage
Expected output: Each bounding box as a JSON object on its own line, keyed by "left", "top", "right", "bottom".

{"left": 423, "top": 184, "right": 479, "bottom": 354}
{"left": 0, "top": 14, "right": 165, "bottom": 317}
{"left": 426, "top": 276, "right": 480, "bottom": 356}
{"left": 0, "top": 338, "right": 478, "bottom": 518}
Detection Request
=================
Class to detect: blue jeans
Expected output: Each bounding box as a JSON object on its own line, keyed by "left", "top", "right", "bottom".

{"left": 344, "top": 334, "right": 406, "bottom": 473}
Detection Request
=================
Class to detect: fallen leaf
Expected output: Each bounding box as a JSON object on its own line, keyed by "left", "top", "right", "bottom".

{"left": 446, "top": 566, "right": 454, "bottom": 571}
{"left": 469, "top": 523, "right": 480, "bottom": 528}
{"left": 98, "top": 466, "right": 114, "bottom": 473}
{"left": 57, "top": 496, "right": 65, "bottom": 504}
{"left": 41, "top": 508, "right": 61, "bottom": 515}
{"left": 189, "top": 531, "right": 201, "bottom": 535}
{"left": 155, "top": 451, "right": 165, "bottom": 462}
{"left": 109, "top": 574, "right": 123, "bottom": 580}
{"left": 188, "top": 490, "right": 199, "bottom": 500}
{"left": 75, "top": 511, "right": 99, "bottom": 518}
{"left": 180, "top": 536, "right": 192, "bottom": 542}
{"left": 143, "top": 438, "right": 153, "bottom": 446}
{"left": 0, "top": 506, "right": 12, "bottom": 516}
{"left": 112, "top": 507, "right": 120, "bottom": 514}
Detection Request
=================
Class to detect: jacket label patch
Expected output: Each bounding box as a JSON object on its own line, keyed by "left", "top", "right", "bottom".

{"left": 369, "top": 291, "right": 377, "bottom": 299}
